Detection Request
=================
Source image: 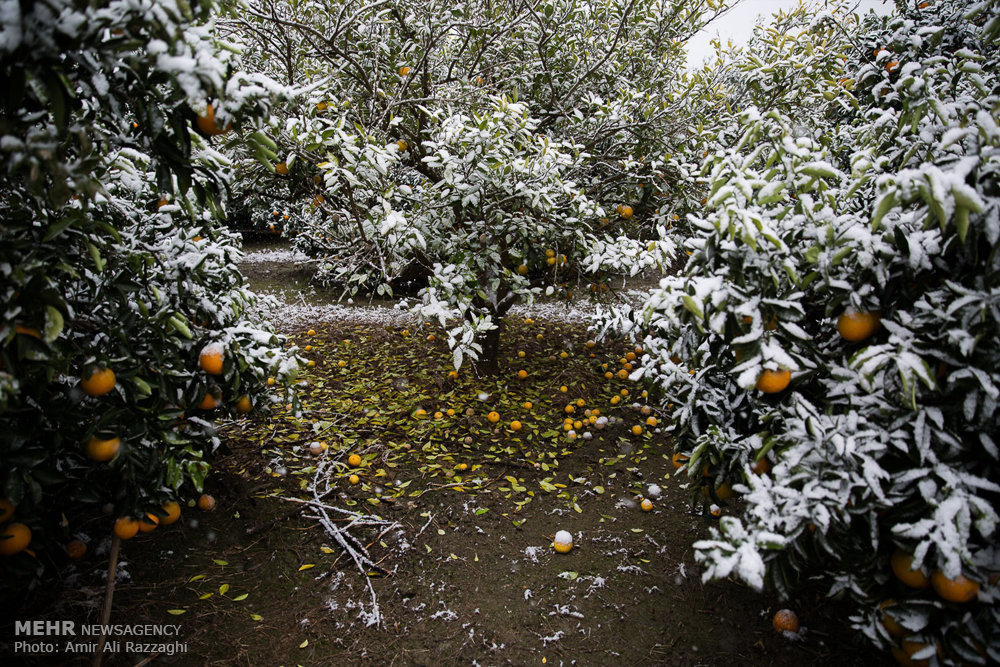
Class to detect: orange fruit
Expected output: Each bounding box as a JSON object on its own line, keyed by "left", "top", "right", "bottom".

{"left": 275, "top": 162, "right": 289, "bottom": 175}
{"left": 631, "top": 425, "right": 642, "bottom": 436}
{"left": 930, "top": 571, "right": 979, "bottom": 603}
{"left": 610, "top": 396, "right": 620, "bottom": 405}
{"left": 0, "top": 499, "right": 14, "bottom": 523}
{"left": 617, "top": 369, "right": 628, "bottom": 380}
{"left": 560, "top": 385, "right": 568, "bottom": 393}
{"left": 751, "top": 457, "right": 772, "bottom": 475}
{"left": 113, "top": 517, "right": 139, "bottom": 540}
{"left": 161, "top": 501, "right": 181, "bottom": 525}
{"left": 197, "top": 494, "right": 217, "bottom": 511}
{"left": 620, "top": 205, "right": 633, "bottom": 219}
{"left": 891, "top": 550, "right": 930, "bottom": 588}
{"left": 886, "top": 61, "right": 899, "bottom": 73}
{"left": 398, "top": 66, "right": 410, "bottom": 76}
{"left": 157, "top": 197, "right": 169, "bottom": 209}
{"left": 66, "top": 540, "right": 87, "bottom": 559}
{"left": 646, "top": 416, "right": 657, "bottom": 427}
{"left": 772, "top": 609, "right": 799, "bottom": 633}
{"left": 702, "top": 482, "right": 734, "bottom": 500}
{"left": 195, "top": 103, "right": 232, "bottom": 136}
{"left": 625, "top": 352, "right": 636, "bottom": 361}
{"left": 235, "top": 395, "right": 253, "bottom": 414}
{"left": 523, "top": 401, "right": 533, "bottom": 410}
{"left": 199, "top": 343, "right": 225, "bottom": 374}
{"left": 604, "top": 371, "right": 613, "bottom": 379}
{"left": 671, "top": 452, "right": 689, "bottom": 469}
{"left": 81, "top": 366, "right": 116, "bottom": 396}
{"left": 879, "top": 600, "right": 906, "bottom": 638}
{"left": 414, "top": 408, "right": 428, "bottom": 419}
{"left": 137, "top": 513, "right": 159, "bottom": 533}
{"left": 397, "top": 139, "right": 408, "bottom": 151}
{"left": 0, "top": 523, "right": 31, "bottom": 555}
{"left": 517, "top": 370, "right": 528, "bottom": 380}
{"left": 85, "top": 435, "right": 121, "bottom": 462}
{"left": 198, "top": 389, "right": 221, "bottom": 410}
{"left": 837, "top": 311, "right": 881, "bottom": 342}
{"left": 307, "top": 329, "right": 316, "bottom": 336}
{"left": 510, "top": 421, "right": 522, "bottom": 431}
{"left": 349, "top": 474, "right": 360, "bottom": 485}
{"left": 756, "top": 369, "right": 791, "bottom": 393}
{"left": 640, "top": 498, "right": 653, "bottom": 512}
{"left": 347, "top": 453, "right": 362, "bottom": 467}
{"left": 487, "top": 411, "right": 501, "bottom": 423}
{"left": 564, "top": 405, "right": 575, "bottom": 414}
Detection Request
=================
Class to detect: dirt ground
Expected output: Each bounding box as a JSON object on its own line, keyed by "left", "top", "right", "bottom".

{"left": 1, "top": 255, "right": 886, "bottom": 667}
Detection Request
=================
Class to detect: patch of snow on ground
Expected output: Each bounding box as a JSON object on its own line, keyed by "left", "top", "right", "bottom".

{"left": 241, "top": 247, "right": 311, "bottom": 264}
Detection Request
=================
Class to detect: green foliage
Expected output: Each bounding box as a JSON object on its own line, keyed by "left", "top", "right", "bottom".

{"left": 0, "top": 0, "right": 297, "bottom": 588}
{"left": 597, "top": 0, "right": 1000, "bottom": 662}
{"left": 218, "top": 0, "right": 737, "bottom": 368}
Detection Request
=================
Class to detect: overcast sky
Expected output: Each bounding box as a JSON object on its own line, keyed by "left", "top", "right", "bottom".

{"left": 685, "top": 0, "right": 898, "bottom": 67}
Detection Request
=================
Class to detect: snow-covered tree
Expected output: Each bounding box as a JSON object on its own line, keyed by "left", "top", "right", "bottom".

{"left": 220, "top": 0, "right": 739, "bottom": 371}
{"left": 595, "top": 0, "right": 1000, "bottom": 662}
{"left": 0, "top": 0, "right": 297, "bottom": 586}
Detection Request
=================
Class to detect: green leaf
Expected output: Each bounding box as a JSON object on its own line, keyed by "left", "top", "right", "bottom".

{"left": 166, "top": 609, "right": 187, "bottom": 615}
{"left": 219, "top": 583, "right": 230, "bottom": 595}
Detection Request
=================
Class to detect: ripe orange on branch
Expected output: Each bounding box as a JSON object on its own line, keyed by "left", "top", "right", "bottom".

{"left": 0, "top": 499, "right": 15, "bottom": 523}
{"left": 931, "top": 571, "right": 980, "bottom": 603}
{"left": 195, "top": 103, "right": 232, "bottom": 136}
{"left": 113, "top": 517, "right": 139, "bottom": 540}
{"left": 756, "top": 369, "right": 790, "bottom": 393}
{"left": 85, "top": 435, "right": 121, "bottom": 462}
{"left": 837, "top": 310, "right": 881, "bottom": 342}
{"left": 161, "top": 501, "right": 182, "bottom": 525}
{"left": 891, "top": 549, "right": 930, "bottom": 589}
{"left": 0, "top": 523, "right": 31, "bottom": 555}
{"left": 81, "top": 366, "right": 116, "bottom": 396}
{"left": 199, "top": 343, "right": 225, "bottom": 375}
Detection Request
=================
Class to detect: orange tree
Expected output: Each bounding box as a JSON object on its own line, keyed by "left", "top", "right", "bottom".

{"left": 595, "top": 0, "right": 1000, "bottom": 663}
{"left": 0, "top": 1, "right": 298, "bottom": 588}
{"left": 215, "top": 0, "right": 739, "bottom": 372}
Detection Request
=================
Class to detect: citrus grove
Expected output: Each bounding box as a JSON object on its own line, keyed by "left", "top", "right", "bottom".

{"left": 0, "top": 0, "right": 299, "bottom": 588}
{"left": 218, "top": 0, "right": 741, "bottom": 371}
{"left": 592, "top": 0, "right": 1000, "bottom": 663}
{"left": 1, "top": 0, "right": 998, "bottom": 664}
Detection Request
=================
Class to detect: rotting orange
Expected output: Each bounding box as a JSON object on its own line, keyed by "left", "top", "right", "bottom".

{"left": 66, "top": 540, "right": 87, "bottom": 559}
{"left": 772, "top": 609, "right": 800, "bottom": 633}
{"left": 81, "top": 366, "right": 116, "bottom": 396}
{"left": 197, "top": 494, "right": 217, "bottom": 511}
{"left": 0, "top": 523, "right": 31, "bottom": 555}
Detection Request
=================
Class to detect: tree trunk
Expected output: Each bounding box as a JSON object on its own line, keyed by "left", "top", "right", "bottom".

{"left": 475, "top": 319, "right": 504, "bottom": 375}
